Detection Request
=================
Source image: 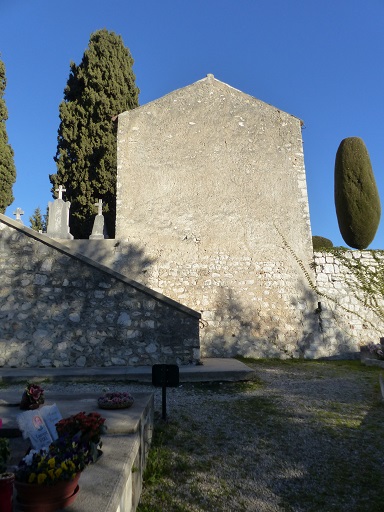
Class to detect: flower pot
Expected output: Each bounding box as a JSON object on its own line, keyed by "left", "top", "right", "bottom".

{"left": 0, "top": 472, "right": 15, "bottom": 512}
{"left": 19, "top": 391, "right": 43, "bottom": 410}
{"left": 15, "top": 473, "right": 81, "bottom": 511}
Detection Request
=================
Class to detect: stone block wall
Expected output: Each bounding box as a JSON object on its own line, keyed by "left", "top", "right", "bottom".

{"left": 115, "top": 75, "right": 317, "bottom": 359}
{"left": 0, "top": 214, "right": 200, "bottom": 368}
{"left": 113, "top": 242, "right": 319, "bottom": 359}
{"left": 313, "top": 250, "right": 384, "bottom": 356}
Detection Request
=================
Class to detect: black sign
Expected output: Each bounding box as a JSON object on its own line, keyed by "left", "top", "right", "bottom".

{"left": 152, "top": 364, "right": 179, "bottom": 387}
{"left": 152, "top": 364, "right": 180, "bottom": 420}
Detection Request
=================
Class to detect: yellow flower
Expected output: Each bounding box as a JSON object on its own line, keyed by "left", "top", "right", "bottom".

{"left": 68, "top": 461, "right": 75, "bottom": 471}
{"left": 38, "top": 473, "right": 47, "bottom": 484}
{"left": 28, "top": 473, "right": 36, "bottom": 483}
{"left": 61, "top": 462, "right": 68, "bottom": 471}
{"left": 48, "top": 469, "right": 55, "bottom": 480}
{"left": 48, "top": 457, "right": 56, "bottom": 468}
{"left": 55, "top": 468, "right": 63, "bottom": 478}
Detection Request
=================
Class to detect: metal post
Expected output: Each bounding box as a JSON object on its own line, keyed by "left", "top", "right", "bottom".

{"left": 162, "top": 383, "right": 167, "bottom": 420}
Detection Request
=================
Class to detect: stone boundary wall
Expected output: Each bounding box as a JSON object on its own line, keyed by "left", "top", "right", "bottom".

{"left": 313, "top": 250, "right": 384, "bottom": 356}
{"left": 0, "top": 214, "right": 200, "bottom": 368}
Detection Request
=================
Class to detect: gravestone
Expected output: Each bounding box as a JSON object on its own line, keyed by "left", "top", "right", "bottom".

{"left": 46, "top": 185, "right": 74, "bottom": 240}
{"left": 13, "top": 207, "right": 24, "bottom": 224}
{"left": 90, "top": 199, "right": 108, "bottom": 239}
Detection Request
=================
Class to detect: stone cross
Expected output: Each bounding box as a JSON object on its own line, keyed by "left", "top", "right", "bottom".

{"left": 95, "top": 199, "right": 103, "bottom": 216}
{"left": 55, "top": 185, "right": 66, "bottom": 200}
{"left": 13, "top": 207, "right": 24, "bottom": 223}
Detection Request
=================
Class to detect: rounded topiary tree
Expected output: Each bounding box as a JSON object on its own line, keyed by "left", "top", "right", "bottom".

{"left": 312, "top": 236, "right": 333, "bottom": 251}
{"left": 334, "top": 137, "right": 381, "bottom": 249}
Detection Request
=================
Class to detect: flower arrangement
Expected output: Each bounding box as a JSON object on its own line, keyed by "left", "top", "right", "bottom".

{"left": 98, "top": 391, "right": 134, "bottom": 410}
{"left": 0, "top": 419, "right": 11, "bottom": 476}
{"left": 15, "top": 434, "right": 91, "bottom": 485}
{"left": 0, "top": 438, "right": 10, "bottom": 475}
{"left": 55, "top": 412, "right": 107, "bottom": 463}
{"left": 0, "top": 420, "right": 14, "bottom": 512}
{"left": 20, "top": 382, "right": 45, "bottom": 410}
{"left": 55, "top": 412, "right": 106, "bottom": 445}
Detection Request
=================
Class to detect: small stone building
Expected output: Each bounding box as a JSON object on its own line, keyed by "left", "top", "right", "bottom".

{"left": 115, "top": 74, "right": 318, "bottom": 358}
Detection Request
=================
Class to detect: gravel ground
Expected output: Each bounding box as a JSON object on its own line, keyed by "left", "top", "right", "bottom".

{"left": 5, "top": 360, "right": 384, "bottom": 511}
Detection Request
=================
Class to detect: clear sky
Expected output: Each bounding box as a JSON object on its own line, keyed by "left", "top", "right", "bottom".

{"left": 1, "top": 0, "right": 384, "bottom": 248}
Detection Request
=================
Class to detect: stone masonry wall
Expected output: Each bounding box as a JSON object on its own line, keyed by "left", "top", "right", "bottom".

{"left": 0, "top": 215, "right": 200, "bottom": 368}
{"left": 313, "top": 250, "right": 384, "bottom": 357}
{"left": 114, "top": 244, "right": 319, "bottom": 359}
{"left": 115, "top": 75, "right": 317, "bottom": 359}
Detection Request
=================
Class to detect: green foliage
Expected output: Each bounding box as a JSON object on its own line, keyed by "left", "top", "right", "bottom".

{"left": 0, "top": 438, "right": 10, "bottom": 473}
{"left": 276, "top": 225, "right": 382, "bottom": 333}
{"left": 312, "top": 235, "right": 333, "bottom": 250}
{"left": 331, "top": 248, "right": 384, "bottom": 325}
{"left": 0, "top": 56, "right": 16, "bottom": 214}
{"left": 29, "top": 206, "right": 47, "bottom": 232}
{"left": 335, "top": 137, "right": 381, "bottom": 249}
{"left": 50, "top": 30, "right": 139, "bottom": 238}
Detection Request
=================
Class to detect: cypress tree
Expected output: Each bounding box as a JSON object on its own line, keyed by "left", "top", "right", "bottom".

{"left": 50, "top": 29, "right": 139, "bottom": 238}
{"left": 30, "top": 206, "right": 45, "bottom": 232}
{"left": 0, "top": 56, "right": 16, "bottom": 214}
{"left": 334, "top": 137, "right": 381, "bottom": 249}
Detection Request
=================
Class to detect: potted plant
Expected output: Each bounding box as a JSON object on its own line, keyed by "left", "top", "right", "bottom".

{"left": 55, "top": 411, "right": 107, "bottom": 462}
{"left": 20, "top": 382, "right": 45, "bottom": 410}
{"left": 14, "top": 432, "right": 93, "bottom": 511}
{"left": 0, "top": 420, "right": 14, "bottom": 512}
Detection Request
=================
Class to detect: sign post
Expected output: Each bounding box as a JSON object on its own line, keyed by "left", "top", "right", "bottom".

{"left": 152, "top": 364, "right": 180, "bottom": 420}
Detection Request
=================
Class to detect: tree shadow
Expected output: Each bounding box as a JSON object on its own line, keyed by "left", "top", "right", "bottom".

{"left": 201, "top": 283, "right": 316, "bottom": 358}
{"left": 260, "top": 362, "right": 384, "bottom": 510}
{"left": 201, "top": 279, "right": 358, "bottom": 360}
{"left": 60, "top": 239, "right": 155, "bottom": 282}
{"left": 0, "top": 217, "right": 199, "bottom": 368}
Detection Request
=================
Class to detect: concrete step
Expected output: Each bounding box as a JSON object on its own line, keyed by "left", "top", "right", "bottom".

{"left": 0, "top": 358, "right": 255, "bottom": 384}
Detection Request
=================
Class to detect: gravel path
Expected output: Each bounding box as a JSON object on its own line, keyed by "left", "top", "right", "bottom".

{"left": 5, "top": 361, "right": 384, "bottom": 511}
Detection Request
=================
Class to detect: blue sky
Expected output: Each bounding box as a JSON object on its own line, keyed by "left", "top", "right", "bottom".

{"left": 1, "top": 0, "right": 384, "bottom": 248}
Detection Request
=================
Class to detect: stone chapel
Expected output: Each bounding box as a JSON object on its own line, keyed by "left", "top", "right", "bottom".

{"left": 114, "top": 74, "right": 317, "bottom": 358}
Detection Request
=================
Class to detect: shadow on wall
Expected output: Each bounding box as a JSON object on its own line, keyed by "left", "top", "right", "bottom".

{"left": 0, "top": 227, "right": 167, "bottom": 367}
{"left": 61, "top": 239, "right": 155, "bottom": 282}
{"left": 200, "top": 281, "right": 358, "bottom": 359}
{"left": 113, "top": 241, "right": 155, "bottom": 281}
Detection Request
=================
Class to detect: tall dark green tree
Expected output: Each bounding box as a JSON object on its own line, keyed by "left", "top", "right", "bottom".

{"left": 334, "top": 137, "right": 381, "bottom": 249}
{"left": 0, "top": 56, "right": 16, "bottom": 214}
{"left": 50, "top": 29, "right": 139, "bottom": 238}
